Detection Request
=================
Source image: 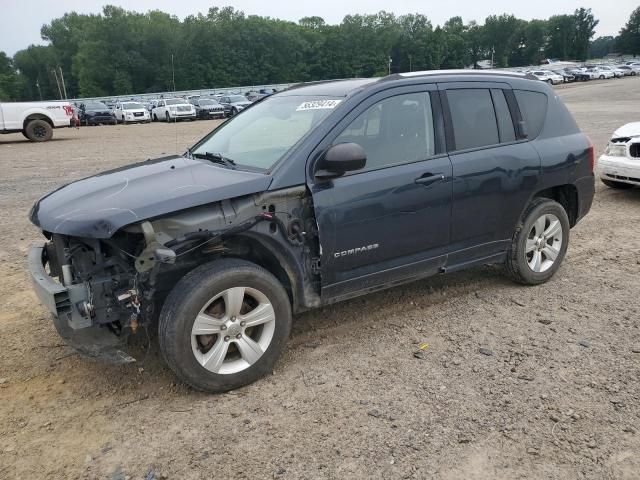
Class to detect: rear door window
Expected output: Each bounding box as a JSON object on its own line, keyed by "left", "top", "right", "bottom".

{"left": 490, "top": 89, "right": 516, "bottom": 143}
{"left": 447, "top": 89, "right": 499, "bottom": 150}
{"left": 514, "top": 90, "right": 548, "bottom": 139}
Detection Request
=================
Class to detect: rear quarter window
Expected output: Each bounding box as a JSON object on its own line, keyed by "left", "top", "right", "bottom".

{"left": 514, "top": 90, "right": 548, "bottom": 139}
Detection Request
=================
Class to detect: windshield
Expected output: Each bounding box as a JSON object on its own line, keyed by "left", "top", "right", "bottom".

{"left": 191, "top": 95, "right": 342, "bottom": 170}
{"left": 228, "top": 95, "right": 247, "bottom": 103}
{"left": 165, "top": 99, "right": 184, "bottom": 105}
{"left": 198, "top": 99, "right": 217, "bottom": 105}
{"left": 85, "top": 102, "right": 108, "bottom": 110}
{"left": 123, "top": 103, "right": 144, "bottom": 110}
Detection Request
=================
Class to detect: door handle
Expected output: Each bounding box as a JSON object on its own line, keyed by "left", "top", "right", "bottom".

{"left": 415, "top": 173, "right": 446, "bottom": 186}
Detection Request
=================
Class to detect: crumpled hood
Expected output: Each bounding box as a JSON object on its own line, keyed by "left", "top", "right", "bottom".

{"left": 612, "top": 122, "right": 640, "bottom": 139}
{"left": 30, "top": 155, "right": 271, "bottom": 238}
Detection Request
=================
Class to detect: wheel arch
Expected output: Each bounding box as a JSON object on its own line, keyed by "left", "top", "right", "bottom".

{"left": 532, "top": 184, "right": 579, "bottom": 227}
{"left": 224, "top": 232, "right": 320, "bottom": 313}
{"left": 23, "top": 113, "right": 54, "bottom": 130}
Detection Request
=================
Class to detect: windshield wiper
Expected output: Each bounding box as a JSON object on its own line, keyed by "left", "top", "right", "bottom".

{"left": 191, "top": 151, "right": 236, "bottom": 168}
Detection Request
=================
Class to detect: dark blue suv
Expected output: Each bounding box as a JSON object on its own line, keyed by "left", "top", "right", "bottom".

{"left": 28, "top": 71, "right": 595, "bottom": 392}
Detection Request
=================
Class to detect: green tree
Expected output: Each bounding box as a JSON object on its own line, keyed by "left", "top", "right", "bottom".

{"left": 483, "top": 14, "right": 521, "bottom": 67}
{"left": 573, "top": 8, "right": 599, "bottom": 60}
{"left": 0, "top": 51, "right": 23, "bottom": 100}
{"left": 546, "top": 15, "right": 575, "bottom": 60}
{"left": 589, "top": 36, "right": 618, "bottom": 58}
{"left": 619, "top": 7, "right": 640, "bottom": 56}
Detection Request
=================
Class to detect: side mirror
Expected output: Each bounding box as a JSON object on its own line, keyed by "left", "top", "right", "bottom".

{"left": 315, "top": 143, "right": 366, "bottom": 179}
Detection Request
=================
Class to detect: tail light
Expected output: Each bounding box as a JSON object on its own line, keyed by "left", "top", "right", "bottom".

{"left": 587, "top": 137, "right": 595, "bottom": 172}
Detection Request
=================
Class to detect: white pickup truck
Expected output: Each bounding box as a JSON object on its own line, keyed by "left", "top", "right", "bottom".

{"left": 0, "top": 101, "right": 74, "bottom": 142}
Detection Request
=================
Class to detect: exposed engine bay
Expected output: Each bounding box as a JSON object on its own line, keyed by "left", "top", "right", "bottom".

{"left": 33, "top": 186, "right": 321, "bottom": 362}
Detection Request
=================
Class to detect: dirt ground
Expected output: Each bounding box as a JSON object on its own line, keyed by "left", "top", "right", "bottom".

{"left": 1, "top": 78, "right": 639, "bottom": 480}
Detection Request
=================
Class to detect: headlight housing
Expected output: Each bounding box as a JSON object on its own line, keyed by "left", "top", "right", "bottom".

{"left": 605, "top": 143, "right": 627, "bottom": 157}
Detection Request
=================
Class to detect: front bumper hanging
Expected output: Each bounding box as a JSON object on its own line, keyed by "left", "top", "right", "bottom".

{"left": 28, "top": 244, "right": 136, "bottom": 364}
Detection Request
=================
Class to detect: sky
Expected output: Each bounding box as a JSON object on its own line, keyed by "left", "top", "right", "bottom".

{"left": 1, "top": 0, "right": 636, "bottom": 56}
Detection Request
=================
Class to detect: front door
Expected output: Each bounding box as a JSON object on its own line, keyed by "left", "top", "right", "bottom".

{"left": 308, "top": 85, "right": 453, "bottom": 302}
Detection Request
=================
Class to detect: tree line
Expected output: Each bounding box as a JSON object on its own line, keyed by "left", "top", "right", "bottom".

{"left": 0, "top": 5, "right": 637, "bottom": 102}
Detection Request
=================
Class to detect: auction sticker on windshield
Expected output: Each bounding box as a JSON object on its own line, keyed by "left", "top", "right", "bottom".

{"left": 296, "top": 100, "right": 342, "bottom": 111}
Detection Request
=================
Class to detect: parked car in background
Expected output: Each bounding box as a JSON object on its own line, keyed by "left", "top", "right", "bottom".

{"left": 27, "top": 71, "right": 594, "bottom": 392}
{"left": 597, "top": 122, "right": 640, "bottom": 190}
{"left": 586, "top": 67, "right": 614, "bottom": 79}
{"left": 79, "top": 101, "right": 116, "bottom": 126}
{"left": 529, "top": 70, "right": 564, "bottom": 85}
{"left": 0, "top": 100, "right": 74, "bottom": 141}
{"left": 152, "top": 98, "right": 196, "bottom": 122}
{"left": 617, "top": 65, "right": 639, "bottom": 76}
{"left": 190, "top": 98, "right": 226, "bottom": 120}
{"left": 598, "top": 66, "right": 623, "bottom": 78}
{"left": 552, "top": 69, "right": 575, "bottom": 83}
{"left": 219, "top": 94, "right": 252, "bottom": 116}
{"left": 245, "top": 91, "right": 261, "bottom": 102}
{"left": 567, "top": 68, "right": 591, "bottom": 81}
{"left": 114, "top": 102, "right": 151, "bottom": 124}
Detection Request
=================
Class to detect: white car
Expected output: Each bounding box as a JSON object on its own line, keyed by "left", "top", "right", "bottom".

{"left": 529, "top": 70, "right": 564, "bottom": 85}
{"left": 114, "top": 101, "right": 151, "bottom": 124}
{"left": 600, "top": 66, "right": 625, "bottom": 78}
{"left": 0, "top": 100, "right": 74, "bottom": 141}
{"left": 586, "top": 67, "right": 615, "bottom": 79}
{"left": 597, "top": 122, "right": 640, "bottom": 189}
{"left": 617, "top": 65, "right": 640, "bottom": 76}
{"left": 151, "top": 98, "right": 196, "bottom": 122}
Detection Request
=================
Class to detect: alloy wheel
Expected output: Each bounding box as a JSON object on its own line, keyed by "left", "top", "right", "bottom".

{"left": 191, "top": 287, "right": 276, "bottom": 375}
{"left": 525, "top": 213, "right": 563, "bottom": 273}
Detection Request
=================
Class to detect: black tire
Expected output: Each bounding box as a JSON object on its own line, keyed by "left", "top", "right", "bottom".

{"left": 231, "top": 107, "right": 238, "bottom": 116}
{"left": 153, "top": 114, "right": 158, "bottom": 122}
{"left": 159, "top": 258, "right": 292, "bottom": 393}
{"left": 632, "top": 72, "right": 637, "bottom": 76}
{"left": 505, "top": 198, "right": 570, "bottom": 285}
{"left": 24, "top": 119, "right": 53, "bottom": 142}
{"left": 547, "top": 79, "right": 553, "bottom": 85}
{"left": 602, "top": 179, "right": 634, "bottom": 189}
{"left": 599, "top": 75, "right": 605, "bottom": 80}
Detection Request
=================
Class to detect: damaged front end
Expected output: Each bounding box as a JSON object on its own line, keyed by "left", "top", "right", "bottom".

{"left": 28, "top": 185, "right": 322, "bottom": 364}
{"left": 29, "top": 234, "right": 142, "bottom": 363}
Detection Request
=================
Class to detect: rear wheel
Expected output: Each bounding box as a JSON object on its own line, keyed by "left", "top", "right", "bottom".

{"left": 602, "top": 179, "right": 634, "bottom": 189}
{"left": 505, "top": 198, "right": 570, "bottom": 285}
{"left": 24, "top": 119, "right": 53, "bottom": 142}
{"left": 599, "top": 75, "right": 605, "bottom": 80}
{"left": 159, "top": 259, "right": 292, "bottom": 393}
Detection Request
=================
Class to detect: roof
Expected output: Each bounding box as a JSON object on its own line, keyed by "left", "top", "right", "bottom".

{"left": 281, "top": 70, "right": 538, "bottom": 98}
{"left": 280, "top": 78, "right": 378, "bottom": 97}
{"left": 397, "top": 69, "right": 527, "bottom": 79}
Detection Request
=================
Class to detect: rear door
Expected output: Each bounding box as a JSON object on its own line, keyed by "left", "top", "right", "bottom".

{"left": 308, "top": 84, "right": 453, "bottom": 301}
{"left": 439, "top": 82, "right": 541, "bottom": 266}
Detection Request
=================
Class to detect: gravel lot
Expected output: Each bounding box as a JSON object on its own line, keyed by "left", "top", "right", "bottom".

{"left": 1, "top": 78, "right": 639, "bottom": 480}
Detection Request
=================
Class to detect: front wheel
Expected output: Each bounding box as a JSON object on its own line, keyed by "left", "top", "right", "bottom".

{"left": 159, "top": 259, "right": 292, "bottom": 393}
{"left": 602, "top": 179, "right": 634, "bottom": 189}
{"left": 24, "top": 119, "right": 53, "bottom": 142}
{"left": 505, "top": 198, "right": 570, "bottom": 285}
